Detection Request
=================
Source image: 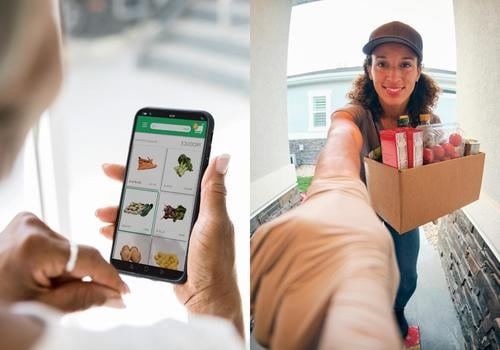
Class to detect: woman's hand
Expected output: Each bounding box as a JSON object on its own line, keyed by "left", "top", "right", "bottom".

{"left": 96, "top": 155, "right": 243, "bottom": 337}
{"left": 0, "top": 212, "right": 128, "bottom": 311}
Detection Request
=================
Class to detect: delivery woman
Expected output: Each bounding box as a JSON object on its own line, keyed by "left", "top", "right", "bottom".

{"left": 331, "top": 21, "right": 441, "bottom": 340}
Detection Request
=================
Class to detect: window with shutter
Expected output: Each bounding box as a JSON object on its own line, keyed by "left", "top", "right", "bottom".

{"left": 308, "top": 91, "right": 331, "bottom": 131}
{"left": 312, "top": 95, "right": 327, "bottom": 128}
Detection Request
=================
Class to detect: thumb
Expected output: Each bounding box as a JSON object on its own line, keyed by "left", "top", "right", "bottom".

{"left": 199, "top": 154, "right": 230, "bottom": 217}
{"left": 36, "top": 280, "right": 124, "bottom": 312}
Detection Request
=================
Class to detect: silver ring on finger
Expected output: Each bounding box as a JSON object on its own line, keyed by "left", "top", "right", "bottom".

{"left": 65, "top": 241, "right": 79, "bottom": 272}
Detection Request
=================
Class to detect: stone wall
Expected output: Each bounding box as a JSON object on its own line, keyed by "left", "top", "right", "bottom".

{"left": 438, "top": 210, "right": 499, "bottom": 349}
{"left": 250, "top": 186, "right": 302, "bottom": 235}
{"left": 289, "top": 138, "right": 326, "bottom": 166}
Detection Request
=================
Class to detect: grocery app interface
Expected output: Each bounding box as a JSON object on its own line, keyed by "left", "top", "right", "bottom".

{"left": 112, "top": 116, "right": 207, "bottom": 272}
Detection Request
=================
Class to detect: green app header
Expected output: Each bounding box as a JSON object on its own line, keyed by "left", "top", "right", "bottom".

{"left": 135, "top": 116, "right": 207, "bottom": 138}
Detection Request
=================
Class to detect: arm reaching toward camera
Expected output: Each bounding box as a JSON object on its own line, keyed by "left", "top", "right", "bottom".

{"left": 251, "top": 116, "right": 402, "bottom": 350}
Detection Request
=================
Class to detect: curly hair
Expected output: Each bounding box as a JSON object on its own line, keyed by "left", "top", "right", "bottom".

{"left": 347, "top": 56, "right": 441, "bottom": 126}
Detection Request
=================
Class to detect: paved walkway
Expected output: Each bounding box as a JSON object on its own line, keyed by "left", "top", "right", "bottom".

{"left": 407, "top": 224, "right": 465, "bottom": 349}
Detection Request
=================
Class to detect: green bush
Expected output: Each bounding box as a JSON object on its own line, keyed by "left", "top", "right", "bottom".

{"left": 297, "top": 176, "right": 313, "bottom": 193}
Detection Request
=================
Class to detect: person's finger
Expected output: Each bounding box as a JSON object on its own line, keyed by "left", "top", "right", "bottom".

{"left": 95, "top": 206, "right": 118, "bottom": 223}
{"left": 102, "top": 163, "right": 125, "bottom": 182}
{"left": 199, "top": 154, "right": 230, "bottom": 216}
{"left": 99, "top": 225, "right": 115, "bottom": 240}
{"left": 36, "top": 280, "right": 124, "bottom": 312}
{"left": 67, "top": 244, "right": 128, "bottom": 294}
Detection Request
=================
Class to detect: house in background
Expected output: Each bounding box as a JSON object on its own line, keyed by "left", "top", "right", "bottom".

{"left": 287, "top": 67, "right": 457, "bottom": 166}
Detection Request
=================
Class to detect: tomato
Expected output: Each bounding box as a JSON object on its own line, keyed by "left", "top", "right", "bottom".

{"left": 449, "top": 133, "right": 462, "bottom": 147}
{"left": 423, "top": 147, "right": 434, "bottom": 164}
{"left": 432, "top": 145, "right": 445, "bottom": 160}
{"left": 442, "top": 142, "right": 456, "bottom": 156}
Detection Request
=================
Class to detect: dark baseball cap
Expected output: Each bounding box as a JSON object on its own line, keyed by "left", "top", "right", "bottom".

{"left": 362, "top": 21, "right": 423, "bottom": 60}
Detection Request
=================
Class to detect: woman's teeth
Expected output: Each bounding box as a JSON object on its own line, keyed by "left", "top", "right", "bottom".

{"left": 385, "top": 87, "right": 403, "bottom": 96}
{"left": 386, "top": 87, "right": 401, "bottom": 93}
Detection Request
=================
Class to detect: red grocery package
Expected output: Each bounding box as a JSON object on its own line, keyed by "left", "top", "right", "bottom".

{"left": 403, "top": 128, "right": 423, "bottom": 168}
{"left": 380, "top": 129, "right": 408, "bottom": 169}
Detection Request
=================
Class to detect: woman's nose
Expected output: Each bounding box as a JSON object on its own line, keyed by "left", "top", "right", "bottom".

{"left": 387, "top": 66, "right": 402, "bottom": 81}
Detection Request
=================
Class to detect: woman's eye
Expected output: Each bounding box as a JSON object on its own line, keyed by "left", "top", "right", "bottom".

{"left": 376, "top": 62, "right": 386, "bottom": 68}
{"left": 401, "top": 62, "right": 412, "bottom": 68}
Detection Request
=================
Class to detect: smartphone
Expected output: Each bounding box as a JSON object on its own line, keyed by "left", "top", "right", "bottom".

{"left": 110, "top": 107, "right": 214, "bottom": 283}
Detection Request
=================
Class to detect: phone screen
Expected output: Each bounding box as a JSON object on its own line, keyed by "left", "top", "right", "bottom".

{"left": 110, "top": 109, "right": 213, "bottom": 282}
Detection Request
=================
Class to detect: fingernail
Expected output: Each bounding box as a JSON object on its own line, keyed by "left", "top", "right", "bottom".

{"left": 102, "top": 163, "right": 110, "bottom": 170}
{"left": 103, "top": 298, "right": 126, "bottom": 309}
{"left": 216, "top": 154, "right": 230, "bottom": 175}
{"left": 95, "top": 209, "right": 100, "bottom": 217}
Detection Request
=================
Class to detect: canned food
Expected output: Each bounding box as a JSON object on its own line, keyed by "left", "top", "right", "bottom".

{"left": 464, "top": 139, "right": 480, "bottom": 156}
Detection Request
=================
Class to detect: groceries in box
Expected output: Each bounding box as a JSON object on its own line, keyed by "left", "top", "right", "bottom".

{"left": 418, "top": 122, "right": 465, "bottom": 163}
{"left": 379, "top": 121, "right": 472, "bottom": 169}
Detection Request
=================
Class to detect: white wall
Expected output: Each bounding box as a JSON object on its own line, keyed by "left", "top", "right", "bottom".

{"left": 454, "top": 0, "right": 500, "bottom": 258}
{"left": 250, "top": 0, "right": 296, "bottom": 214}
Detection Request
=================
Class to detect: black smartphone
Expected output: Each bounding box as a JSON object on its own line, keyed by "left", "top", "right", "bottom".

{"left": 110, "top": 107, "right": 214, "bottom": 283}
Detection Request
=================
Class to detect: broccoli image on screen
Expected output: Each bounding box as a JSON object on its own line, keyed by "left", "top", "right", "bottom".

{"left": 174, "top": 154, "right": 193, "bottom": 177}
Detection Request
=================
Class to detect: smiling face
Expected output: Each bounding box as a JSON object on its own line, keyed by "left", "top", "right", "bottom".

{"left": 368, "top": 43, "right": 421, "bottom": 114}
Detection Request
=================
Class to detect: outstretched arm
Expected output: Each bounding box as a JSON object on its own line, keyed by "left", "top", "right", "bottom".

{"left": 251, "top": 112, "right": 402, "bottom": 349}
{"left": 312, "top": 112, "right": 363, "bottom": 181}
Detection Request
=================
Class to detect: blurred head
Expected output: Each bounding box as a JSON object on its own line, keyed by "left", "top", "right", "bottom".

{"left": 0, "top": 0, "right": 63, "bottom": 179}
{"left": 348, "top": 21, "right": 440, "bottom": 125}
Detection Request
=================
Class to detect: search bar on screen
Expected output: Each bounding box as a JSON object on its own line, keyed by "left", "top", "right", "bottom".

{"left": 150, "top": 123, "right": 191, "bottom": 133}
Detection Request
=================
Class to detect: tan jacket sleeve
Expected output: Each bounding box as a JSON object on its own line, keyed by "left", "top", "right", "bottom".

{"left": 251, "top": 177, "right": 402, "bottom": 350}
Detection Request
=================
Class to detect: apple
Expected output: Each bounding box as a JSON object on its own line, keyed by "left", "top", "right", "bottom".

{"left": 423, "top": 148, "right": 434, "bottom": 164}
{"left": 450, "top": 151, "right": 460, "bottom": 159}
{"left": 442, "top": 142, "right": 456, "bottom": 156}
{"left": 442, "top": 155, "right": 451, "bottom": 161}
{"left": 449, "top": 133, "right": 462, "bottom": 147}
{"left": 432, "top": 145, "right": 445, "bottom": 160}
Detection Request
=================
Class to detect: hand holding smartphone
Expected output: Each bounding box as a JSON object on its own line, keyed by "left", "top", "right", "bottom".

{"left": 110, "top": 107, "right": 214, "bottom": 283}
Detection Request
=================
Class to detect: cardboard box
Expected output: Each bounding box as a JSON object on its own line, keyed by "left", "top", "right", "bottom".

{"left": 364, "top": 153, "right": 485, "bottom": 234}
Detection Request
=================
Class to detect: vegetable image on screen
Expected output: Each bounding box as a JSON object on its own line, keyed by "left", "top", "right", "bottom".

{"left": 124, "top": 202, "right": 154, "bottom": 217}
{"left": 120, "top": 245, "right": 141, "bottom": 263}
{"left": 154, "top": 252, "right": 179, "bottom": 270}
{"left": 161, "top": 204, "right": 187, "bottom": 222}
{"left": 173, "top": 154, "right": 193, "bottom": 177}
{"left": 137, "top": 156, "right": 157, "bottom": 170}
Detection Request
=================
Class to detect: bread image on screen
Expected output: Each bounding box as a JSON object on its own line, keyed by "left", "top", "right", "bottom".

{"left": 120, "top": 245, "right": 141, "bottom": 263}
{"left": 137, "top": 156, "right": 157, "bottom": 170}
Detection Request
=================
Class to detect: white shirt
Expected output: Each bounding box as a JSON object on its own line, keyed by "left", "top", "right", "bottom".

{"left": 11, "top": 302, "right": 244, "bottom": 350}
